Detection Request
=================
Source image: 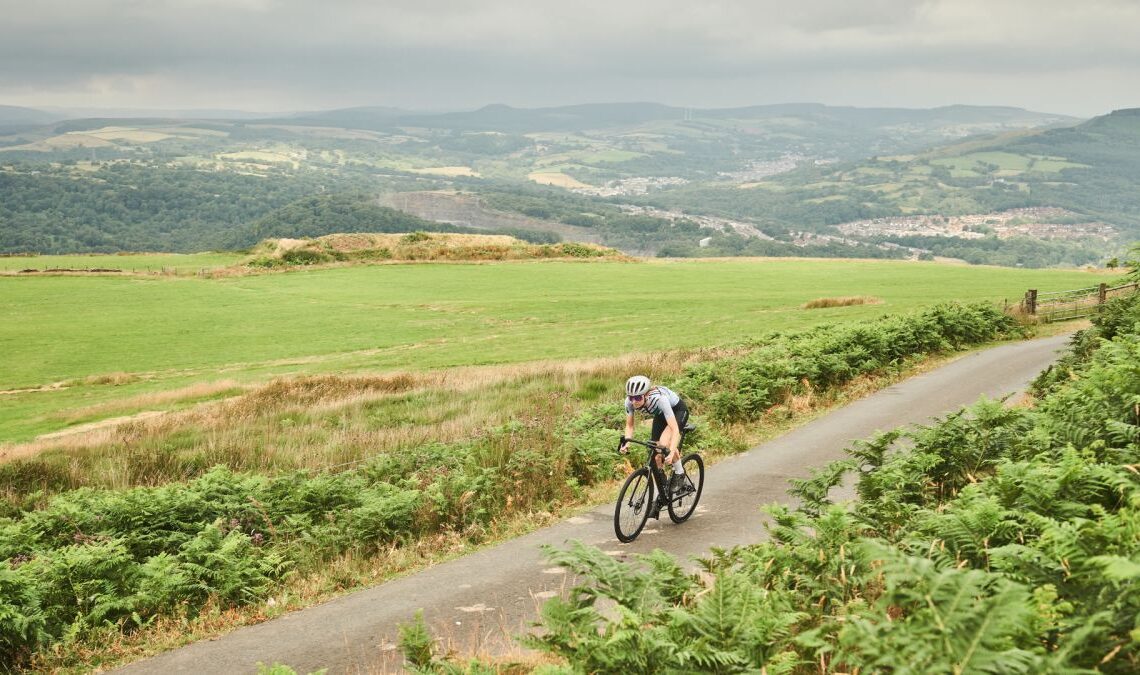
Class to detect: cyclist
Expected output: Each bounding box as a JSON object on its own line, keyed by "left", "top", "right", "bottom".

{"left": 620, "top": 375, "right": 693, "bottom": 500}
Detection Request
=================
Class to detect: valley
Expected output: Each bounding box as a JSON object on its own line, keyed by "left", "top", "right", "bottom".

{"left": 5, "top": 103, "right": 1136, "bottom": 266}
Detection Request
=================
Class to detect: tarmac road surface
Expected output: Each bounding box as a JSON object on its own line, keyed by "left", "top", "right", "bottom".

{"left": 116, "top": 333, "right": 1073, "bottom": 674}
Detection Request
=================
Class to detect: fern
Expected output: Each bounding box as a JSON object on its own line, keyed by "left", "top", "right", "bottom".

{"left": 913, "top": 488, "right": 1022, "bottom": 568}
{"left": 788, "top": 459, "right": 855, "bottom": 516}
{"left": 837, "top": 542, "right": 1041, "bottom": 674}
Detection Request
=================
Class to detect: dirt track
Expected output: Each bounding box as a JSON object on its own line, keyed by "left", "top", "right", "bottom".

{"left": 115, "top": 333, "right": 1073, "bottom": 674}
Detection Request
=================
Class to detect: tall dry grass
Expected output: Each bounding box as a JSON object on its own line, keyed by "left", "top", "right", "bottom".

{"left": 0, "top": 348, "right": 727, "bottom": 504}
{"left": 801, "top": 296, "right": 883, "bottom": 309}
{"left": 55, "top": 380, "right": 244, "bottom": 425}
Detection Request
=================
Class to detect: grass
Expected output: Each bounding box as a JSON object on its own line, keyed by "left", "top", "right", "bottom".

{"left": 1029, "top": 156, "right": 1089, "bottom": 173}
{"left": 407, "top": 166, "right": 480, "bottom": 177}
{"left": 217, "top": 151, "right": 298, "bottom": 169}
{"left": 0, "top": 350, "right": 685, "bottom": 498}
{"left": 570, "top": 149, "right": 646, "bottom": 164}
{"left": 0, "top": 257, "right": 1113, "bottom": 443}
{"left": 0, "top": 252, "right": 243, "bottom": 274}
{"left": 932, "top": 152, "right": 1032, "bottom": 173}
{"left": 925, "top": 151, "right": 1089, "bottom": 177}
{"left": 527, "top": 172, "right": 592, "bottom": 188}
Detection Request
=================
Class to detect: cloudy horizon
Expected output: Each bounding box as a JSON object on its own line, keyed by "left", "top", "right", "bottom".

{"left": 3, "top": 0, "right": 1139, "bottom": 119}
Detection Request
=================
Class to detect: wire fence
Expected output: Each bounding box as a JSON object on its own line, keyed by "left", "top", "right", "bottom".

{"left": 1023, "top": 281, "right": 1140, "bottom": 322}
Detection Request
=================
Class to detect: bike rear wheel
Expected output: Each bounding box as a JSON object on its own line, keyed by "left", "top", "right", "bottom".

{"left": 614, "top": 467, "right": 653, "bottom": 542}
{"left": 667, "top": 453, "right": 704, "bottom": 523}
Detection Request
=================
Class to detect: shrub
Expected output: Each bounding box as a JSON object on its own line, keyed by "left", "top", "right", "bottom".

{"left": 400, "top": 231, "right": 433, "bottom": 244}
{"left": 344, "top": 485, "right": 423, "bottom": 545}
{"left": 678, "top": 303, "right": 1021, "bottom": 423}
{"left": 280, "top": 248, "right": 331, "bottom": 266}
{"left": 558, "top": 242, "right": 603, "bottom": 258}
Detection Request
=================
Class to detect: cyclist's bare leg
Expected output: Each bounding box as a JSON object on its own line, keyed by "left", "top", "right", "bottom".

{"left": 656, "top": 427, "right": 677, "bottom": 463}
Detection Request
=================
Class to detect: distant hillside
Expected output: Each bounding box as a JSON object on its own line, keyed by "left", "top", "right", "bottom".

{"left": 0, "top": 164, "right": 329, "bottom": 254}
{"left": 276, "top": 102, "right": 681, "bottom": 132}
{"left": 0, "top": 105, "right": 56, "bottom": 125}
{"left": 375, "top": 191, "right": 600, "bottom": 244}
{"left": 246, "top": 193, "right": 568, "bottom": 247}
{"left": 991, "top": 108, "right": 1140, "bottom": 230}
{"left": 642, "top": 108, "right": 1140, "bottom": 261}
{"left": 0, "top": 101, "right": 1107, "bottom": 264}
{"left": 281, "top": 102, "right": 1076, "bottom": 136}
{"left": 0, "top": 102, "right": 1077, "bottom": 175}
{"left": 0, "top": 105, "right": 58, "bottom": 134}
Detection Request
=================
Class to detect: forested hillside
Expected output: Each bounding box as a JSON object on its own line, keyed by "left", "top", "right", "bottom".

{"left": 0, "top": 165, "right": 322, "bottom": 253}
{"left": 998, "top": 109, "right": 1140, "bottom": 229}
{"left": 0, "top": 166, "right": 461, "bottom": 253}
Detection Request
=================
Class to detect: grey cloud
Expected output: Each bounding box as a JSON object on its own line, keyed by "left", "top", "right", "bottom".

{"left": 1, "top": 0, "right": 1138, "bottom": 115}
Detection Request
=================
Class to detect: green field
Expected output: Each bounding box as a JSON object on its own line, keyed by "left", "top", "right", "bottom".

{"left": 926, "top": 151, "right": 1089, "bottom": 178}
{"left": 0, "top": 252, "right": 243, "bottom": 274}
{"left": 0, "top": 258, "right": 1114, "bottom": 442}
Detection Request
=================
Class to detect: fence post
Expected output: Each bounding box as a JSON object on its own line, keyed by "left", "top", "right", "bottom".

{"left": 1025, "top": 289, "right": 1037, "bottom": 315}
{"left": 1098, "top": 283, "right": 1108, "bottom": 306}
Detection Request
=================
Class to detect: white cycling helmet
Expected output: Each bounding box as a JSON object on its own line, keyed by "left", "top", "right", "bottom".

{"left": 625, "top": 375, "right": 651, "bottom": 397}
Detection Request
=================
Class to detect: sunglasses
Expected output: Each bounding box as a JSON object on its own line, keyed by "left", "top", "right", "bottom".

{"left": 629, "top": 394, "right": 645, "bottom": 402}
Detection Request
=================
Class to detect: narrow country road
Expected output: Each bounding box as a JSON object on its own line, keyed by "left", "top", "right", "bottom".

{"left": 115, "top": 333, "right": 1073, "bottom": 675}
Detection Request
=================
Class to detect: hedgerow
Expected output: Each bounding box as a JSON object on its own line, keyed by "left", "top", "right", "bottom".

{"left": 498, "top": 292, "right": 1140, "bottom": 674}
{"left": 676, "top": 302, "right": 1021, "bottom": 422}
{"left": 0, "top": 301, "right": 1024, "bottom": 669}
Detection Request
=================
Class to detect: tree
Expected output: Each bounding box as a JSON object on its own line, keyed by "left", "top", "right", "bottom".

{"left": 1125, "top": 242, "right": 1140, "bottom": 280}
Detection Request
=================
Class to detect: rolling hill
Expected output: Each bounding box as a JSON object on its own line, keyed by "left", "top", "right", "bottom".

{"left": 3, "top": 101, "right": 1134, "bottom": 265}
{"left": 641, "top": 108, "right": 1140, "bottom": 264}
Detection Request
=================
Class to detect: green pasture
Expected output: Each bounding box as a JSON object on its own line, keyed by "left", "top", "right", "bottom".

{"left": 0, "top": 258, "right": 1114, "bottom": 442}
{"left": 928, "top": 151, "right": 1085, "bottom": 177}
{"left": 1028, "top": 155, "right": 1088, "bottom": 173}
{"left": 0, "top": 252, "right": 243, "bottom": 274}
{"left": 850, "top": 167, "right": 894, "bottom": 177}
{"left": 571, "top": 149, "right": 646, "bottom": 164}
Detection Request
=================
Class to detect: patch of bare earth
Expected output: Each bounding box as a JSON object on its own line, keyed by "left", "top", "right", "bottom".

{"left": 0, "top": 381, "right": 71, "bottom": 395}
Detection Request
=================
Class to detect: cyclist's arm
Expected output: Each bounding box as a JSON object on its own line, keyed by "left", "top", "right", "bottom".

{"left": 621, "top": 412, "right": 635, "bottom": 452}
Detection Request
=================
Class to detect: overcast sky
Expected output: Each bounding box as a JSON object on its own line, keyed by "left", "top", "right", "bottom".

{"left": 2, "top": 0, "right": 1138, "bottom": 118}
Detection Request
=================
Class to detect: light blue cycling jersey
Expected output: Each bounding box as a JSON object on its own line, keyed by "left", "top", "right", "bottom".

{"left": 625, "top": 385, "right": 681, "bottom": 420}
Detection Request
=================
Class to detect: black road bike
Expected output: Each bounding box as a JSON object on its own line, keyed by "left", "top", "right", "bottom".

{"left": 614, "top": 424, "right": 705, "bottom": 542}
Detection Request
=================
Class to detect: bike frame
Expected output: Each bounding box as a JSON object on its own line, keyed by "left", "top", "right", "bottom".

{"left": 618, "top": 436, "right": 671, "bottom": 502}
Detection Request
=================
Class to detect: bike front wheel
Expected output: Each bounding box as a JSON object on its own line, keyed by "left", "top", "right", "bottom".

{"left": 667, "top": 453, "right": 704, "bottom": 524}
{"left": 614, "top": 467, "right": 653, "bottom": 542}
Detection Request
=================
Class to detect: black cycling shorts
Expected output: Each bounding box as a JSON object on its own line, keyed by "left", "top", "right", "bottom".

{"left": 650, "top": 399, "right": 689, "bottom": 442}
